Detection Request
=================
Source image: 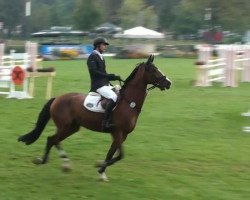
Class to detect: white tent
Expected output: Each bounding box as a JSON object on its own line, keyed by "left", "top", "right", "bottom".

{"left": 114, "top": 26, "right": 165, "bottom": 39}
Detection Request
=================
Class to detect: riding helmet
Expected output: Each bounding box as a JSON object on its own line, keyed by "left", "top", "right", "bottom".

{"left": 93, "top": 37, "right": 109, "bottom": 47}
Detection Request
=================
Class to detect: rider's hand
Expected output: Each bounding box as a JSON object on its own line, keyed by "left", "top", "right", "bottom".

{"left": 115, "top": 75, "right": 122, "bottom": 81}
{"left": 108, "top": 74, "right": 122, "bottom": 81}
{"left": 108, "top": 74, "right": 116, "bottom": 80}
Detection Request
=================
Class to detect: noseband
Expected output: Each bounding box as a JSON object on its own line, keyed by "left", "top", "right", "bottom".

{"left": 147, "top": 75, "right": 166, "bottom": 91}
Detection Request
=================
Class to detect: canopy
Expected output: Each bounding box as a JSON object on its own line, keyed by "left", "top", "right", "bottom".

{"left": 93, "top": 22, "right": 122, "bottom": 34}
{"left": 31, "top": 26, "right": 88, "bottom": 37}
{"left": 114, "top": 26, "right": 164, "bottom": 39}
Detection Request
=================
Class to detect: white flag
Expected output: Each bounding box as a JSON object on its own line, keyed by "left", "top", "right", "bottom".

{"left": 25, "top": 1, "right": 31, "bottom": 16}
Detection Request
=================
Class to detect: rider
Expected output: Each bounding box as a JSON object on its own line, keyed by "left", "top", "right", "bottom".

{"left": 87, "top": 37, "right": 121, "bottom": 130}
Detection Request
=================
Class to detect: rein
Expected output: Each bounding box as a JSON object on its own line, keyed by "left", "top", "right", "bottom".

{"left": 121, "top": 91, "right": 144, "bottom": 113}
{"left": 116, "top": 63, "right": 166, "bottom": 112}
{"left": 117, "top": 79, "right": 145, "bottom": 112}
{"left": 117, "top": 78, "right": 159, "bottom": 113}
{"left": 119, "top": 76, "right": 166, "bottom": 92}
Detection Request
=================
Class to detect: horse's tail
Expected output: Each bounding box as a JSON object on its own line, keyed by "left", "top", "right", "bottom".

{"left": 18, "top": 98, "right": 56, "bottom": 145}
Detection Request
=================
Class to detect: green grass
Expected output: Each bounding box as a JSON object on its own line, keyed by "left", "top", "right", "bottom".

{"left": 0, "top": 57, "right": 250, "bottom": 200}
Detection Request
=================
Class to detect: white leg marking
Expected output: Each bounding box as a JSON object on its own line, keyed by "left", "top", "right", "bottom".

{"left": 99, "top": 172, "right": 109, "bottom": 182}
{"left": 61, "top": 157, "right": 71, "bottom": 172}
{"left": 59, "top": 150, "right": 67, "bottom": 158}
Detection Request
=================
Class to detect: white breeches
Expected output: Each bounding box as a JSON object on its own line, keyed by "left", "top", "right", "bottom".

{"left": 96, "top": 85, "right": 118, "bottom": 102}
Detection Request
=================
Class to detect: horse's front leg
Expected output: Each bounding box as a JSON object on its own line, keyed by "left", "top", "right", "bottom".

{"left": 96, "top": 141, "right": 117, "bottom": 181}
{"left": 97, "top": 132, "right": 126, "bottom": 181}
{"left": 97, "top": 141, "right": 117, "bottom": 174}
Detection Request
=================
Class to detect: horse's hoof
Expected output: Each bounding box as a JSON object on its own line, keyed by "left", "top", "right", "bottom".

{"left": 61, "top": 163, "right": 72, "bottom": 173}
{"left": 32, "top": 157, "right": 43, "bottom": 165}
{"left": 99, "top": 172, "right": 109, "bottom": 182}
{"left": 95, "top": 160, "right": 104, "bottom": 168}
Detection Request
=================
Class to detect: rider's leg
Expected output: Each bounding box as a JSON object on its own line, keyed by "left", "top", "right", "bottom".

{"left": 102, "top": 99, "right": 116, "bottom": 129}
{"left": 96, "top": 85, "right": 117, "bottom": 130}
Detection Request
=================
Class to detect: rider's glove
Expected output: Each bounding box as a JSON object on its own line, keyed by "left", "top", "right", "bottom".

{"left": 114, "top": 75, "right": 122, "bottom": 81}
{"left": 108, "top": 74, "right": 121, "bottom": 81}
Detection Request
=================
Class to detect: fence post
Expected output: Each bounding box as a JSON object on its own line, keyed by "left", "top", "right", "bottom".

{"left": 241, "top": 45, "right": 250, "bottom": 82}
{"left": 195, "top": 45, "right": 212, "bottom": 86}
{"left": 0, "top": 43, "right": 4, "bottom": 66}
{"left": 224, "top": 46, "right": 237, "bottom": 87}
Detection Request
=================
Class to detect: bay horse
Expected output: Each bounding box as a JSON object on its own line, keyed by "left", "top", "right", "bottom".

{"left": 18, "top": 55, "right": 171, "bottom": 181}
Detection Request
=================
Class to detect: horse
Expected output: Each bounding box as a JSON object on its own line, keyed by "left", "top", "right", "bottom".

{"left": 18, "top": 55, "right": 172, "bottom": 181}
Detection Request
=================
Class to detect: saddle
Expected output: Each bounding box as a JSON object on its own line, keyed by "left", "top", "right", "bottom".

{"left": 83, "top": 85, "right": 120, "bottom": 113}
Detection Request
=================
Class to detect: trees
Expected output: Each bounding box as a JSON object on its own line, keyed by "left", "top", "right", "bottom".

{"left": 118, "top": 0, "right": 158, "bottom": 29}
{"left": 0, "top": 0, "right": 25, "bottom": 37}
{"left": 73, "top": 0, "right": 102, "bottom": 30}
{"left": 0, "top": 0, "right": 250, "bottom": 38}
{"left": 172, "top": 0, "right": 203, "bottom": 35}
{"left": 96, "top": 0, "right": 123, "bottom": 24}
{"left": 214, "top": 0, "right": 250, "bottom": 33}
{"left": 29, "top": 0, "right": 51, "bottom": 32}
{"left": 171, "top": 0, "right": 250, "bottom": 34}
{"left": 50, "top": 0, "right": 75, "bottom": 26}
{"left": 156, "top": 0, "right": 182, "bottom": 31}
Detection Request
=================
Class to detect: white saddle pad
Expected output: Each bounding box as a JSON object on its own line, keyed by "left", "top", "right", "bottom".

{"left": 84, "top": 92, "right": 105, "bottom": 113}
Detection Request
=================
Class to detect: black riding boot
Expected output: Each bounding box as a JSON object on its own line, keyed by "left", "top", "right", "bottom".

{"left": 102, "top": 99, "right": 116, "bottom": 131}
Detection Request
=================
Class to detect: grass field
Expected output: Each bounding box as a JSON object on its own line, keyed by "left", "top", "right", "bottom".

{"left": 0, "top": 57, "right": 250, "bottom": 200}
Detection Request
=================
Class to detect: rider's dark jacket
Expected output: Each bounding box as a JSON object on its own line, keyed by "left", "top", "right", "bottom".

{"left": 87, "top": 51, "right": 111, "bottom": 92}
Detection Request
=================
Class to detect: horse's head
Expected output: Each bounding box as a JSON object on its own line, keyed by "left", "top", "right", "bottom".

{"left": 143, "top": 55, "right": 172, "bottom": 90}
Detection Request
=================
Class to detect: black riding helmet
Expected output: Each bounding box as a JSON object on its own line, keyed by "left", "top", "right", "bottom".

{"left": 93, "top": 37, "right": 109, "bottom": 49}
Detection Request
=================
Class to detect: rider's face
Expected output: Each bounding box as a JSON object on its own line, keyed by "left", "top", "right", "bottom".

{"left": 99, "top": 43, "right": 108, "bottom": 53}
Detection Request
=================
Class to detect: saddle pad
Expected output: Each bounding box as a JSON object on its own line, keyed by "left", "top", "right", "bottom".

{"left": 83, "top": 92, "right": 105, "bottom": 113}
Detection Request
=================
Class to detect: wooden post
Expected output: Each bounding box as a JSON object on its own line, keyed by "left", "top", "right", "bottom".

{"left": 27, "top": 72, "right": 56, "bottom": 99}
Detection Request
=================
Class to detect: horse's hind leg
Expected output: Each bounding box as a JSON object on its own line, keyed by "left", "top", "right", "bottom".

{"left": 32, "top": 133, "right": 57, "bottom": 165}
{"left": 55, "top": 143, "right": 72, "bottom": 172}
{"left": 32, "top": 133, "right": 59, "bottom": 165}
{"left": 34, "top": 123, "right": 80, "bottom": 166}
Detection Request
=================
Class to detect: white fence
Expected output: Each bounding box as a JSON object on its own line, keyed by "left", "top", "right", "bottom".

{"left": 0, "top": 42, "right": 35, "bottom": 98}
{"left": 0, "top": 53, "right": 12, "bottom": 94}
{"left": 0, "top": 42, "right": 55, "bottom": 99}
{"left": 0, "top": 50, "right": 31, "bottom": 98}
{"left": 195, "top": 45, "right": 250, "bottom": 87}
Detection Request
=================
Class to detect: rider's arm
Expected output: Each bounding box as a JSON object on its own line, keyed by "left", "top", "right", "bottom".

{"left": 87, "top": 55, "right": 118, "bottom": 80}
{"left": 87, "top": 55, "right": 110, "bottom": 78}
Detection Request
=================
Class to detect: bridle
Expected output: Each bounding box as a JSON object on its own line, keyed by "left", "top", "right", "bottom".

{"left": 115, "top": 62, "right": 168, "bottom": 112}
{"left": 118, "top": 75, "right": 166, "bottom": 92}
{"left": 117, "top": 73, "right": 166, "bottom": 113}
{"left": 147, "top": 75, "right": 166, "bottom": 91}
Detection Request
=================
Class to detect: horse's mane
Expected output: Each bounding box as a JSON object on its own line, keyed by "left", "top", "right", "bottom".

{"left": 121, "top": 62, "right": 144, "bottom": 91}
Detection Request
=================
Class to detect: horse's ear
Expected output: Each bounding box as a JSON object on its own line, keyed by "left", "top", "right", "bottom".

{"left": 146, "top": 54, "right": 154, "bottom": 65}
{"left": 151, "top": 54, "right": 154, "bottom": 63}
